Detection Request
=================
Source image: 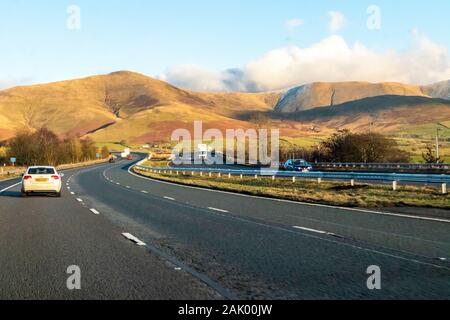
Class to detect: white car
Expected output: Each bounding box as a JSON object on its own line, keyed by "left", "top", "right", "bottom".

{"left": 21, "top": 166, "right": 63, "bottom": 197}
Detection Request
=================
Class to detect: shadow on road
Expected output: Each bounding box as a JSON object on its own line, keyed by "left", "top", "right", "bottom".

{"left": 0, "top": 191, "right": 22, "bottom": 198}
{"left": 0, "top": 191, "right": 59, "bottom": 198}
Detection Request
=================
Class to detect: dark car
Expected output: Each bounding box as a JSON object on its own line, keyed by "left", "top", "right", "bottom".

{"left": 284, "top": 159, "right": 313, "bottom": 172}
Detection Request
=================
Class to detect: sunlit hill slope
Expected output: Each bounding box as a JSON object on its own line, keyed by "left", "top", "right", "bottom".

{"left": 0, "top": 71, "right": 449, "bottom": 144}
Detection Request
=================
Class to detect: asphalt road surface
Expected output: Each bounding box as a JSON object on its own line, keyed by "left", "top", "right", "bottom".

{"left": 0, "top": 157, "right": 449, "bottom": 299}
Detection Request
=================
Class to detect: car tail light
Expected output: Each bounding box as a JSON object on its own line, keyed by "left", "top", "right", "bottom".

{"left": 51, "top": 175, "right": 60, "bottom": 180}
{"left": 23, "top": 175, "right": 32, "bottom": 180}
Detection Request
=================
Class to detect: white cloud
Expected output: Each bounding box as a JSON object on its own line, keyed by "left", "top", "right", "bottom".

{"left": 285, "top": 18, "right": 304, "bottom": 30}
{"left": 161, "top": 33, "right": 450, "bottom": 92}
{"left": 159, "top": 65, "right": 246, "bottom": 92}
{"left": 328, "top": 11, "right": 346, "bottom": 33}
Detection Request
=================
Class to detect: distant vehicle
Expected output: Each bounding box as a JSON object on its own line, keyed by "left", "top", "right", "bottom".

{"left": 21, "top": 166, "right": 63, "bottom": 197}
{"left": 126, "top": 155, "right": 133, "bottom": 161}
{"left": 284, "top": 159, "right": 313, "bottom": 172}
{"left": 109, "top": 157, "right": 115, "bottom": 163}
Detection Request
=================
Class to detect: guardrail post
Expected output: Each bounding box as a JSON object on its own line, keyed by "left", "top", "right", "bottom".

{"left": 218, "top": 172, "right": 221, "bottom": 178}
{"left": 240, "top": 174, "right": 243, "bottom": 180}
{"left": 228, "top": 173, "right": 232, "bottom": 179}
{"left": 254, "top": 174, "right": 258, "bottom": 180}
{"left": 292, "top": 176, "right": 296, "bottom": 183}
{"left": 351, "top": 179, "right": 355, "bottom": 187}
{"left": 272, "top": 175, "right": 275, "bottom": 181}
{"left": 442, "top": 183, "right": 447, "bottom": 195}
{"left": 318, "top": 178, "right": 322, "bottom": 184}
{"left": 200, "top": 172, "right": 203, "bottom": 177}
{"left": 393, "top": 181, "right": 398, "bottom": 191}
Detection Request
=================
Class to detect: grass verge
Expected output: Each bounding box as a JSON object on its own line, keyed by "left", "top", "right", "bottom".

{"left": 134, "top": 160, "right": 450, "bottom": 210}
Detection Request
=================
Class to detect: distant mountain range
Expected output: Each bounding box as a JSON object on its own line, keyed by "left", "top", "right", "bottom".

{"left": 422, "top": 80, "right": 450, "bottom": 100}
{"left": 276, "top": 80, "right": 450, "bottom": 112}
{"left": 0, "top": 71, "right": 449, "bottom": 143}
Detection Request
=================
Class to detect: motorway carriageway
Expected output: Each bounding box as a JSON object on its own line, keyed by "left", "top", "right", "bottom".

{"left": 0, "top": 157, "right": 449, "bottom": 299}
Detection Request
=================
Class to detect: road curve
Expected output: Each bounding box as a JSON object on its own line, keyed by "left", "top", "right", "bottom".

{"left": 1, "top": 159, "right": 449, "bottom": 299}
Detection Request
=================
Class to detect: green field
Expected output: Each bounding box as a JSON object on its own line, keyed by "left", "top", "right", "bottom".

{"left": 95, "top": 141, "right": 154, "bottom": 154}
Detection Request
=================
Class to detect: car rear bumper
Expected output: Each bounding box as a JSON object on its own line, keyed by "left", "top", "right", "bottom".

{"left": 22, "top": 183, "right": 61, "bottom": 193}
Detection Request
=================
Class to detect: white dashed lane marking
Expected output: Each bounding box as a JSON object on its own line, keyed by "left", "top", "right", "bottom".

{"left": 293, "top": 226, "right": 328, "bottom": 235}
{"left": 122, "top": 233, "right": 146, "bottom": 246}
{"left": 293, "top": 226, "right": 342, "bottom": 238}
{"left": 208, "top": 207, "right": 229, "bottom": 213}
{"left": 90, "top": 208, "right": 100, "bottom": 215}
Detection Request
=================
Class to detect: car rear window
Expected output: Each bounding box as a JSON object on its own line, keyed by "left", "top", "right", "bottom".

{"left": 28, "top": 168, "right": 56, "bottom": 175}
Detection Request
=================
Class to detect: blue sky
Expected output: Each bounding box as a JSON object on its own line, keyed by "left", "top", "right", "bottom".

{"left": 1, "top": 0, "right": 449, "bottom": 90}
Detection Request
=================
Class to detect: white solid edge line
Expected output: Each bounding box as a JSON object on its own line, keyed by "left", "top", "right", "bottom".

{"left": 208, "top": 207, "right": 229, "bottom": 213}
{"left": 0, "top": 182, "right": 21, "bottom": 194}
{"left": 122, "top": 233, "right": 146, "bottom": 246}
{"left": 164, "top": 196, "right": 175, "bottom": 201}
{"left": 76, "top": 198, "right": 83, "bottom": 202}
{"left": 90, "top": 208, "right": 100, "bottom": 215}
{"left": 127, "top": 166, "right": 450, "bottom": 224}
{"left": 141, "top": 190, "right": 149, "bottom": 194}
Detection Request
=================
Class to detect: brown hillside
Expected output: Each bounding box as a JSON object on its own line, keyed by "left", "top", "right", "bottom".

{"left": 275, "top": 95, "right": 450, "bottom": 133}
{"left": 0, "top": 71, "right": 279, "bottom": 142}
{"left": 1, "top": 72, "right": 449, "bottom": 144}
{"left": 275, "top": 81, "right": 428, "bottom": 113}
